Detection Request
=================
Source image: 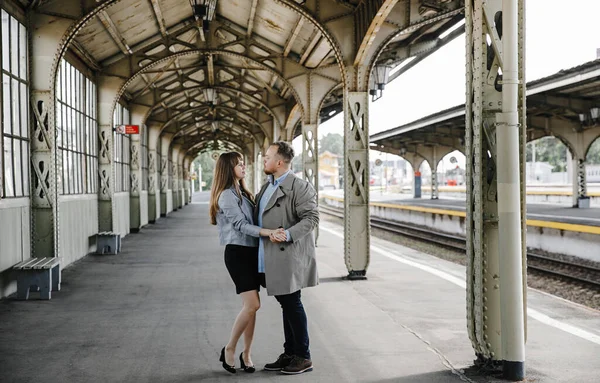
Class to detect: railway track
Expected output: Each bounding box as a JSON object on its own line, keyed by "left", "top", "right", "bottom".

{"left": 319, "top": 204, "right": 600, "bottom": 290}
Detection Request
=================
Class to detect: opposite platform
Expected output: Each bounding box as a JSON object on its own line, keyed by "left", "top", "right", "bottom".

{"left": 0, "top": 192, "right": 599, "bottom": 382}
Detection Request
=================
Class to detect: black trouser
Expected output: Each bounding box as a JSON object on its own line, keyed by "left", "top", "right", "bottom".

{"left": 274, "top": 290, "right": 310, "bottom": 360}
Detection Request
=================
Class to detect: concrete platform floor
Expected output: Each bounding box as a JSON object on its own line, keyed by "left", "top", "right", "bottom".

{"left": 1, "top": 191, "right": 599, "bottom": 382}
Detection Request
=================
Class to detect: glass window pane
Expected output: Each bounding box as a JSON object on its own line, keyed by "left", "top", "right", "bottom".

{"left": 20, "top": 82, "right": 27, "bottom": 138}
{"left": 65, "top": 64, "right": 71, "bottom": 106}
{"left": 69, "top": 150, "right": 74, "bottom": 193}
{"left": 2, "top": 11, "right": 9, "bottom": 71}
{"left": 19, "top": 23, "right": 26, "bottom": 80}
{"left": 74, "top": 72, "right": 79, "bottom": 110}
{"left": 62, "top": 150, "right": 68, "bottom": 194}
{"left": 11, "top": 78, "right": 19, "bottom": 134}
{"left": 10, "top": 16, "right": 18, "bottom": 74}
{"left": 22, "top": 141, "right": 29, "bottom": 196}
{"left": 13, "top": 139, "right": 21, "bottom": 196}
{"left": 3, "top": 74, "right": 10, "bottom": 134}
{"left": 77, "top": 153, "right": 81, "bottom": 194}
{"left": 3, "top": 137, "right": 13, "bottom": 197}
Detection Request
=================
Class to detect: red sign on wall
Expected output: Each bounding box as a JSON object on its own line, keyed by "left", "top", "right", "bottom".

{"left": 115, "top": 125, "right": 140, "bottom": 134}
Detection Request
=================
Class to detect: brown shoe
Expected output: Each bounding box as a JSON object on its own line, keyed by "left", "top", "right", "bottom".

{"left": 281, "top": 356, "right": 313, "bottom": 375}
{"left": 264, "top": 353, "right": 293, "bottom": 371}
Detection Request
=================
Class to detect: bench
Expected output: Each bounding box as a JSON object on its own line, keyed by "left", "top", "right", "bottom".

{"left": 13, "top": 257, "right": 61, "bottom": 300}
{"left": 97, "top": 232, "right": 121, "bottom": 254}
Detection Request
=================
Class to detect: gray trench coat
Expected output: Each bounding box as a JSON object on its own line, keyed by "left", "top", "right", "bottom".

{"left": 255, "top": 173, "right": 319, "bottom": 296}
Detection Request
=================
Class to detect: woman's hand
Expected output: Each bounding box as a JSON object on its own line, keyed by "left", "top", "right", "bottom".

{"left": 269, "top": 228, "right": 287, "bottom": 243}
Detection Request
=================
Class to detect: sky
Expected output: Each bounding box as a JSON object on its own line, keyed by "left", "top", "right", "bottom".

{"left": 296, "top": 0, "right": 600, "bottom": 171}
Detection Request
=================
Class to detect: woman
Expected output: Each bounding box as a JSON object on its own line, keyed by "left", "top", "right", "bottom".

{"left": 209, "top": 152, "right": 284, "bottom": 374}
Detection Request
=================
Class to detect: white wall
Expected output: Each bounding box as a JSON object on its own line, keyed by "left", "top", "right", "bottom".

{"left": 59, "top": 195, "right": 98, "bottom": 267}
{"left": 113, "top": 192, "right": 130, "bottom": 238}
{"left": 0, "top": 198, "right": 31, "bottom": 298}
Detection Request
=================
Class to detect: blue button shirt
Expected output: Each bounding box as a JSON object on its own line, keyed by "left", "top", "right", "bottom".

{"left": 258, "top": 170, "right": 291, "bottom": 272}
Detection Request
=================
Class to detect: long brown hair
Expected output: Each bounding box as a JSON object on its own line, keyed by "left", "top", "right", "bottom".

{"left": 209, "top": 152, "right": 254, "bottom": 225}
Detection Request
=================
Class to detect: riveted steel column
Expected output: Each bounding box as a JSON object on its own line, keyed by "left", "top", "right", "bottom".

{"left": 465, "top": 0, "right": 501, "bottom": 365}
{"left": 302, "top": 123, "right": 319, "bottom": 244}
{"left": 343, "top": 92, "right": 370, "bottom": 279}
{"left": 465, "top": 0, "right": 527, "bottom": 377}
{"left": 97, "top": 76, "right": 122, "bottom": 232}
{"left": 245, "top": 149, "right": 255, "bottom": 195}
{"left": 183, "top": 156, "right": 191, "bottom": 205}
{"left": 431, "top": 147, "right": 439, "bottom": 200}
{"left": 147, "top": 124, "right": 160, "bottom": 223}
{"left": 30, "top": 13, "right": 72, "bottom": 259}
{"left": 30, "top": 92, "right": 56, "bottom": 258}
{"left": 171, "top": 146, "right": 180, "bottom": 210}
{"left": 302, "top": 124, "right": 319, "bottom": 192}
{"left": 573, "top": 157, "right": 588, "bottom": 207}
{"left": 159, "top": 134, "right": 172, "bottom": 217}
{"left": 129, "top": 126, "right": 142, "bottom": 232}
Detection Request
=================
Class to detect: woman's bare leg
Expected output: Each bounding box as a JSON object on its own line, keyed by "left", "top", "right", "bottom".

{"left": 241, "top": 293, "right": 261, "bottom": 366}
{"left": 225, "top": 290, "right": 260, "bottom": 366}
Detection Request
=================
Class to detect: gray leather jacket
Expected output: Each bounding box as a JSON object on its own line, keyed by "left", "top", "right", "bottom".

{"left": 216, "top": 187, "right": 260, "bottom": 247}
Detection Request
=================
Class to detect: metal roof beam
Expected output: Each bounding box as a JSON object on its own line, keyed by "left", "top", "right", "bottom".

{"left": 149, "top": 0, "right": 168, "bottom": 37}
{"left": 97, "top": 11, "right": 132, "bottom": 55}
{"left": 247, "top": 0, "right": 259, "bottom": 38}
{"left": 283, "top": 17, "right": 304, "bottom": 57}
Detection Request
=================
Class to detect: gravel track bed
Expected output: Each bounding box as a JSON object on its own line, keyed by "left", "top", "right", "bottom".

{"left": 320, "top": 212, "right": 600, "bottom": 310}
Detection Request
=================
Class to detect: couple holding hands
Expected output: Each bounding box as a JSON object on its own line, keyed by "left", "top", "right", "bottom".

{"left": 209, "top": 141, "right": 319, "bottom": 375}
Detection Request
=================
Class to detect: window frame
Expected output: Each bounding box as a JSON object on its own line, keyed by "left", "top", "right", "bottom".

{"left": 56, "top": 58, "right": 98, "bottom": 195}
{"left": 1, "top": 8, "right": 29, "bottom": 199}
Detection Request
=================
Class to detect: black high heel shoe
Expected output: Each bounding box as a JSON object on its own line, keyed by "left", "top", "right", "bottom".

{"left": 239, "top": 352, "right": 256, "bottom": 373}
{"left": 219, "top": 347, "right": 236, "bottom": 374}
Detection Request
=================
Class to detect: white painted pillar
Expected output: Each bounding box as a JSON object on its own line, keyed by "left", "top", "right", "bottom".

{"left": 498, "top": 0, "right": 525, "bottom": 379}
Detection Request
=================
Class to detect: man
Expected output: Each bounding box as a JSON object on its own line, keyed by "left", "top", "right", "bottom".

{"left": 255, "top": 141, "right": 319, "bottom": 375}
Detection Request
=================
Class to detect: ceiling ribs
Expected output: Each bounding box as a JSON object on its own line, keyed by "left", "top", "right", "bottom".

{"left": 247, "top": 0, "right": 259, "bottom": 38}
{"left": 208, "top": 55, "right": 215, "bottom": 86}
{"left": 283, "top": 17, "right": 304, "bottom": 57}
{"left": 299, "top": 31, "right": 321, "bottom": 66}
{"left": 97, "top": 11, "right": 132, "bottom": 55}
{"left": 149, "top": 0, "right": 168, "bottom": 37}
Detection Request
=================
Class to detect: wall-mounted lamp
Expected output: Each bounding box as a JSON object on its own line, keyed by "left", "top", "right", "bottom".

{"left": 579, "top": 107, "right": 600, "bottom": 126}
{"left": 203, "top": 88, "right": 216, "bottom": 106}
{"left": 189, "top": 0, "right": 217, "bottom": 32}
{"left": 369, "top": 64, "right": 391, "bottom": 102}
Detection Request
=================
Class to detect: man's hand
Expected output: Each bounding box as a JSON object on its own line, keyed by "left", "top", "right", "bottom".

{"left": 269, "top": 228, "right": 287, "bottom": 243}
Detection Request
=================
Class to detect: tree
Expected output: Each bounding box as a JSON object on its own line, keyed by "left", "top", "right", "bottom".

{"left": 193, "top": 152, "right": 217, "bottom": 191}
{"left": 526, "top": 137, "right": 568, "bottom": 172}
{"left": 587, "top": 139, "right": 600, "bottom": 164}
{"left": 292, "top": 155, "right": 303, "bottom": 174}
{"left": 319, "top": 133, "right": 343, "bottom": 155}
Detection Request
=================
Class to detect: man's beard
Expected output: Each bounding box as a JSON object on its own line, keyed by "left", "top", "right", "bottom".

{"left": 263, "top": 167, "right": 273, "bottom": 175}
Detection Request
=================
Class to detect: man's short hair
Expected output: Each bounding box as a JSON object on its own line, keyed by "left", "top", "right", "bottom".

{"left": 271, "top": 141, "right": 294, "bottom": 163}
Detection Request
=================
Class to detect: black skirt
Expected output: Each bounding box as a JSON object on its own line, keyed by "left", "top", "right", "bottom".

{"left": 224, "top": 244, "right": 264, "bottom": 294}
